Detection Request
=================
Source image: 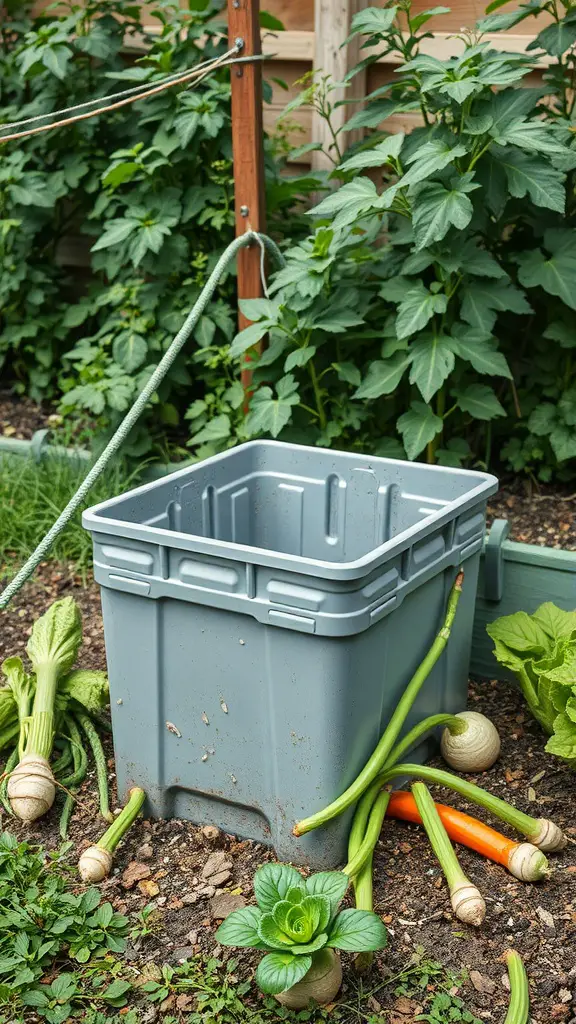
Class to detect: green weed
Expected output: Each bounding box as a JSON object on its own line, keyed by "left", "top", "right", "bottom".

{"left": 0, "top": 454, "right": 139, "bottom": 578}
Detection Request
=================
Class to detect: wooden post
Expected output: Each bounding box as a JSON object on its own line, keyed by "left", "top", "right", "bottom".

{"left": 311, "top": 0, "right": 369, "bottom": 173}
{"left": 228, "top": 0, "right": 266, "bottom": 392}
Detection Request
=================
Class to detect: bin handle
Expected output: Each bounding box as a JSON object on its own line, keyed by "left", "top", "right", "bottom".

{"left": 483, "top": 519, "right": 510, "bottom": 603}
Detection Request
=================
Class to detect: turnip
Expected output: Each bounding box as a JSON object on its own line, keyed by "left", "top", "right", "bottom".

{"left": 79, "top": 787, "right": 146, "bottom": 882}
{"left": 440, "top": 711, "right": 501, "bottom": 772}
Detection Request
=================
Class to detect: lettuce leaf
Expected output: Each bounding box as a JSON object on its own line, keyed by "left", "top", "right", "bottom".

{"left": 488, "top": 603, "right": 576, "bottom": 765}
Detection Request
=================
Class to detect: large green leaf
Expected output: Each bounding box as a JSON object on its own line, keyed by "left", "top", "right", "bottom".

{"left": 532, "top": 603, "right": 576, "bottom": 641}
{"left": 253, "top": 864, "right": 305, "bottom": 914}
{"left": 451, "top": 325, "right": 511, "bottom": 378}
{"left": 396, "top": 284, "right": 447, "bottom": 340}
{"left": 456, "top": 383, "right": 506, "bottom": 420}
{"left": 112, "top": 331, "right": 147, "bottom": 373}
{"left": 486, "top": 611, "right": 551, "bottom": 654}
{"left": 411, "top": 176, "right": 477, "bottom": 249}
{"left": 545, "top": 713, "right": 576, "bottom": 762}
{"left": 527, "top": 17, "right": 576, "bottom": 56}
{"left": 215, "top": 906, "right": 266, "bottom": 949}
{"left": 353, "top": 353, "right": 411, "bottom": 400}
{"left": 308, "top": 178, "right": 381, "bottom": 228}
{"left": 409, "top": 333, "right": 455, "bottom": 402}
{"left": 259, "top": 914, "right": 295, "bottom": 949}
{"left": 305, "top": 872, "right": 349, "bottom": 917}
{"left": 91, "top": 218, "right": 139, "bottom": 252}
{"left": 477, "top": 8, "right": 534, "bottom": 30}
{"left": 338, "top": 134, "right": 404, "bottom": 172}
{"left": 493, "top": 146, "right": 566, "bottom": 213}
{"left": 188, "top": 414, "right": 232, "bottom": 446}
{"left": 255, "top": 953, "right": 312, "bottom": 995}
{"left": 516, "top": 248, "right": 576, "bottom": 311}
{"left": 491, "top": 118, "right": 568, "bottom": 157}
{"left": 397, "top": 401, "right": 443, "bottom": 460}
{"left": 400, "top": 140, "right": 468, "bottom": 190}
{"left": 348, "top": 5, "right": 398, "bottom": 37}
{"left": 342, "top": 102, "right": 404, "bottom": 132}
{"left": 460, "top": 279, "right": 532, "bottom": 332}
{"left": 327, "top": 909, "right": 387, "bottom": 952}
{"left": 229, "top": 322, "right": 271, "bottom": 359}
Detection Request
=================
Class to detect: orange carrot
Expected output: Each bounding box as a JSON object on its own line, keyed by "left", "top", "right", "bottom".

{"left": 386, "top": 791, "right": 549, "bottom": 882}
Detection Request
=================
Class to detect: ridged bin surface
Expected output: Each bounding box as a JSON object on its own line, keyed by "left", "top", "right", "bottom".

{"left": 83, "top": 441, "right": 497, "bottom": 868}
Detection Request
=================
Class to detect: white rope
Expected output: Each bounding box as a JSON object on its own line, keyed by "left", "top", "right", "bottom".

{"left": 0, "top": 48, "right": 238, "bottom": 133}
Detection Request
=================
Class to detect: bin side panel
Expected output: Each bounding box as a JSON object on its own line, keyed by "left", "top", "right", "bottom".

{"left": 100, "top": 553, "right": 479, "bottom": 870}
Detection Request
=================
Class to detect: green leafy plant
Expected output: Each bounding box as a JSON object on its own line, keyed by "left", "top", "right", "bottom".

{"left": 487, "top": 601, "right": 576, "bottom": 765}
{"left": 0, "top": 831, "right": 128, "bottom": 1002}
{"left": 215, "top": 863, "right": 387, "bottom": 995}
{"left": 1, "top": 598, "right": 112, "bottom": 834}
{"left": 0, "top": 0, "right": 315, "bottom": 458}
{"left": 223, "top": 0, "right": 576, "bottom": 479}
{"left": 416, "top": 991, "right": 482, "bottom": 1023}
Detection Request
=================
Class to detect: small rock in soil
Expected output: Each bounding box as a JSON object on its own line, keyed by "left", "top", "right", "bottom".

{"left": 202, "top": 850, "right": 232, "bottom": 881}
{"left": 470, "top": 970, "right": 496, "bottom": 994}
{"left": 207, "top": 869, "right": 232, "bottom": 887}
{"left": 122, "top": 861, "right": 152, "bottom": 888}
{"left": 136, "top": 843, "right": 154, "bottom": 860}
{"left": 173, "top": 945, "right": 195, "bottom": 961}
{"left": 537, "top": 905, "right": 556, "bottom": 935}
{"left": 202, "top": 825, "right": 220, "bottom": 840}
{"left": 210, "top": 892, "right": 247, "bottom": 919}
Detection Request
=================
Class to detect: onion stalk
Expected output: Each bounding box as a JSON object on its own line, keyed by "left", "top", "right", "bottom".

{"left": 8, "top": 598, "right": 82, "bottom": 821}
{"left": 504, "top": 950, "right": 529, "bottom": 1024}
{"left": 294, "top": 569, "right": 464, "bottom": 837}
{"left": 412, "top": 782, "right": 485, "bottom": 926}
{"left": 377, "top": 764, "right": 566, "bottom": 852}
{"left": 79, "top": 787, "right": 146, "bottom": 882}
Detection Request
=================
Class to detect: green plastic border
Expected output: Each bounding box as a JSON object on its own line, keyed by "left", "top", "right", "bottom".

{"left": 471, "top": 518, "right": 576, "bottom": 679}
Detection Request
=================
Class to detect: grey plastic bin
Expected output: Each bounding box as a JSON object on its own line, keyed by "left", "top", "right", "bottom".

{"left": 83, "top": 441, "right": 497, "bottom": 869}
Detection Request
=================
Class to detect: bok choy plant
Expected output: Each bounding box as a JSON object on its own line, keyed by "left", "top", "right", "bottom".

{"left": 215, "top": 863, "right": 386, "bottom": 998}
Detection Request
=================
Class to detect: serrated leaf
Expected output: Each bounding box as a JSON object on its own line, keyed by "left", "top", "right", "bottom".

{"left": 400, "top": 140, "right": 468, "bottom": 190}
{"left": 460, "top": 280, "right": 532, "bottom": 332}
{"left": 409, "top": 333, "right": 455, "bottom": 401}
{"left": 456, "top": 383, "right": 506, "bottom": 420}
{"left": 229, "top": 322, "right": 270, "bottom": 358}
{"left": 411, "top": 179, "right": 476, "bottom": 249}
{"left": 494, "top": 146, "right": 566, "bottom": 213}
{"left": 334, "top": 362, "right": 361, "bottom": 387}
{"left": 477, "top": 8, "right": 534, "bottom": 30}
{"left": 451, "top": 325, "right": 511, "bottom": 378}
{"left": 491, "top": 118, "right": 568, "bottom": 157}
{"left": 91, "top": 218, "right": 138, "bottom": 252}
{"left": 341, "top": 100, "right": 400, "bottom": 132}
{"left": 188, "top": 414, "right": 231, "bottom": 446}
{"left": 528, "top": 19, "right": 576, "bottom": 56}
{"left": 338, "top": 133, "right": 405, "bottom": 172}
{"left": 284, "top": 347, "right": 316, "bottom": 372}
{"left": 353, "top": 353, "right": 411, "bottom": 399}
{"left": 245, "top": 378, "right": 300, "bottom": 438}
{"left": 516, "top": 248, "right": 576, "bottom": 311}
{"left": 397, "top": 401, "right": 443, "bottom": 460}
{"left": 308, "top": 178, "right": 380, "bottom": 226}
{"left": 348, "top": 5, "right": 398, "bottom": 37}
{"left": 396, "top": 285, "right": 447, "bottom": 340}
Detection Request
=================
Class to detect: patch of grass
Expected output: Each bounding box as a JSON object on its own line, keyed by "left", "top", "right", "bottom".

{"left": 0, "top": 454, "right": 140, "bottom": 579}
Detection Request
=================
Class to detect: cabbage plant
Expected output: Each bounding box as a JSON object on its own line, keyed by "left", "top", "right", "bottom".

{"left": 215, "top": 863, "right": 387, "bottom": 995}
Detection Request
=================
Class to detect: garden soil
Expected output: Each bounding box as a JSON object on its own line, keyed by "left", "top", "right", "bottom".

{"left": 0, "top": 495, "right": 575, "bottom": 1022}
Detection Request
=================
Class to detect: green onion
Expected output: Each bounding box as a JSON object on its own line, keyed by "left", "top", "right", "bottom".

{"left": 293, "top": 570, "right": 464, "bottom": 837}
{"left": 412, "top": 782, "right": 485, "bottom": 926}
{"left": 344, "top": 790, "right": 390, "bottom": 879}
{"left": 78, "top": 788, "right": 146, "bottom": 882}
{"left": 504, "top": 950, "right": 529, "bottom": 1024}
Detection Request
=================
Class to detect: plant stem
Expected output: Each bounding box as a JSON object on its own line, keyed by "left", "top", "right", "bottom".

{"left": 308, "top": 359, "right": 327, "bottom": 430}
{"left": 293, "top": 569, "right": 464, "bottom": 836}
{"left": 377, "top": 764, "right": 541, "bottom": 840}
{"left": 353, "top": 860, "right": 375, "bottom": 973}
{"left": 411, "top": 782, "right": 465, "bottom": 889}
{"left": 384, "top": 713, "right": 466, "bottom": 769}
{"left": 76, "top": 711, "right": 112, "bottom": 822}
{"left": 344, "top": 790, "right": 390, "bottom": 877}
{"left": 504, "top": 951, "right": 529, "bottom": 1024}
{"left": 0, "top": 747, "right": 18, "bottom": 815}
{"left": 97, "top": 788, "right": 146, "bottom": 853}
{"left": 60, "top": 717, "right": 88, "bottom": 788}
{"left": 24, "top": 664, "right": 57, "bottom": 758}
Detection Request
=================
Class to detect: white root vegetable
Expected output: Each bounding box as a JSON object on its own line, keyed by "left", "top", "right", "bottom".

{"left": 507, "top": 844, "right": 550, "bottom": 882}
{"left": 528, "top": 818, "right": 567, "bottom": 853}
{"left": 450, "top": 881, "right": 486, "bottom": 927}
{"left": 275, "top": 949, "right": 342, "bottom": 1010}
{"left": 78, "top": 847, "right": 113, "bottom": 883}
{"left": 441, "top": 711, "right": 501, "bottom": 772}
{"left": 7, "top": 755, "right": 55, "bottom": 820}
{"left": 77, "top": 787, "right": 146, "bottom": 883}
